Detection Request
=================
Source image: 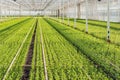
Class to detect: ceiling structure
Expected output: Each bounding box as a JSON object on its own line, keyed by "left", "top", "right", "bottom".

{"left": 1, "top": 0, "right": 102, "bottom": 11}
{"left": 1, "top": 0, "right": 119, "bottom": 11}
{"left": 11, "top": 0, "right": 73, "bottom": 11}
{"left": 11, "top": 0, "right": 109, "bottom": 11}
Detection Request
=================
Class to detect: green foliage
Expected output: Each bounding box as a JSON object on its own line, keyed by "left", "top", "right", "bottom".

{"left": 0, "top": 18, "right": 36, "bottom": 79}
{"left": 37, "top": 18, "right": 111, "bottom": 80}
{"left": 45, "top": 18, "right": 120, "bottom": 79}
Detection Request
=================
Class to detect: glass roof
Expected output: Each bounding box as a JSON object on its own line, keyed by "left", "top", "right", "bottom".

{"left": 11, "top": 0, "right": 73, "bottom": 11}
{"left": 0, "top": 0, "right": 120, "bottom": 11}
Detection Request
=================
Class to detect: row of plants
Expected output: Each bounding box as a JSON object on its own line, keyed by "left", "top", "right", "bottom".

{"left": 57, "top": 17, "right": 120, "bottom": 30}
{"left": 0, "top": 17, "right": 118, "bottom": 79}
{"left": 76, "top": 19, "right": 120, "bottom": 30}
{"left": 0, "top": 18, "right": 32, "bottom": 43}
{"left": 51, "top": 18, "right": 120, "bottom": 45}
{"left": 30, "top": 18, "right": 45, "bottom": 80}
{"left": 0, "top": 17, "right": 15, "bottom": 22}
{"left": 0, "top": 18, "right": 36, "bottom": 80}
{"left": 0, "top": 17, "right": 30, "bottom": 31}
{"left": 33, "top": 18, "right": 111, "bottom": 80}
{"left": 59, "top": 18, "right": 120, "bottom": 30}
{"left": 45, "top": 18, "right": 120, "bottom": 79}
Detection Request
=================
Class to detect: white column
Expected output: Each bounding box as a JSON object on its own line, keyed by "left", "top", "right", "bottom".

{"left": 58, "top": 2, "right": 60, "bottom": 19}
{"left": 60, "top": 0, "right": 62, "bottom": 22}
{"left": 85, "top": 0, "right": 88, "bottom": 33}
{"left": 62, "top": 0, "right": 64, "bottom": 23}
{"left": 77, "top": 3, "right": 81, "bottom": 19}
{"left": 0, "top": 0, "right": 2, "bottom": 20}
{"left": 118, "top": 1, "right": 120, "bottom": 22}
{"left": 119, "top": 9, "right": 120, "bottom": 22}
{"left": 9, "top": 6, "right": 10, "bottom": 17}
{"left": 74, "top": 0, "right": 77, "bottom": 28}
{"left": 57, "top": 10, "right": 59, "bottom": 19}
{"left": 68, "top": 0, "right": 70, "bottom": 25}
{"left": 19, "top": 5, "right": 21, "bottom": 17}
{"left": 107, "top": 0, "right": 110, "bottom": 42}
{"left": 55, "top": 10, "right": 56, "bottom": 18}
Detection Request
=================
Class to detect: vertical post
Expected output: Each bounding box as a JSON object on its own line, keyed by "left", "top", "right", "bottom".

{"left": 0, "top": 0, "right": 2, "bottom": 20}
{"left": 57, "top": 10, "right": 58, "bottom": 19}
{"left": 9, "top": 5, "right": 10, "bottom": 17}
{"left": 119, "top": 9, "right": 120, "bottom": 22}
{"left": 77, "top": 3, "right": 81, "bottom": 19}
{"left": 54, "top": 10, "right": 55, "bottom": 18}
{"left": 48, "top": 10, "right": 49, "bottom": 18}
{"left": 5, "top": 3, "right": 7, "bottom": 18}
{"left": 52, "top": 10, "right": 53, "bottom": 17}
{"left": 85, "top": 0, "right": 88, "bottom": 33}
{"left": 62, "top": 0, "right": 64, "bottom": 23}
{"left": 74, "top": 0, "right": 77, "bottom": 28}
{"left": 12, "top": 5, "right": 14, "bottom": 18}
{"left": 58, "top": 1, "right": 60, "bottom": 21}
{"left": 57, "top": 10, "right": 58, "bottom": 18}
{"left": 53, "top": 10, "right": 55, "bottom": 17}
{"left": 55, "top": 10, "right": 56, "bottom": 18}
{"left": 58, "top": 9, "right": 59, "bottom": 19}
{"left": 50, "top": 10, "right": 52, "bottom": 17}
{"left": 5, "top": 8, "right": 7, "bottom": 18}
{"left": 68, "top": 0, "right": 70, "bottom": 26}
{"left": 11, "top": 5, "right": 13, "bottom": 18}
{"left": 29, "top": 9, "right": 31, "bottom": 17}
{"left": 95, "top": 0, "right": 97, "bottom": 20}
{"left": 107, "top": 0, "right": 110, "bottom": 42}
{"left": 13, "top": 9, "right": 14, "bottom": 18}
{"left": 58, "top": 1, "right": 60, "bottom": 19}
{"left": 55, "top": 2, "right": 57, "bottom": 18}
{"left": 60, "top": 0, "right": 62, "bottom": 23}
{"left": 19, "top": 5, "right": 21, "bottom": 17}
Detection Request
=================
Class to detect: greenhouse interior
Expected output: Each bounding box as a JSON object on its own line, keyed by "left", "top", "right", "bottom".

{"left": 0, "top": 0, "right": 120, "bottom": 80}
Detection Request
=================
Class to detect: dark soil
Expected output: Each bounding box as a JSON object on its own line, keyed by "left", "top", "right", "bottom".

{"left": 21, "top": 19, "right": 38, "bottom": 80}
